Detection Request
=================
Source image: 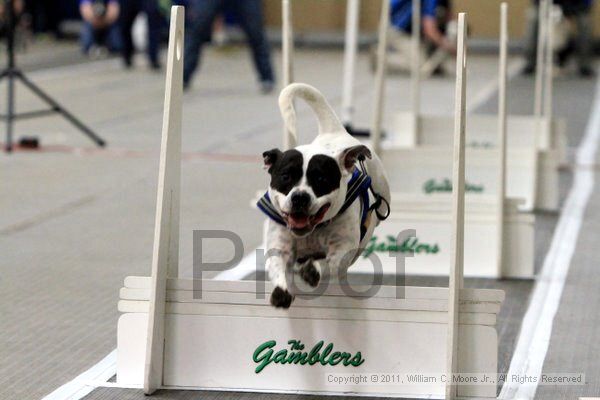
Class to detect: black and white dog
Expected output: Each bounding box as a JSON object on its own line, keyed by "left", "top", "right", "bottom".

{"left": 257, "top": 83, "right": 391, "bottom": 308}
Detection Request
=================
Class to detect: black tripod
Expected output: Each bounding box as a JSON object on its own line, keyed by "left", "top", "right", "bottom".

{"left": 0, "top": 0, "right": 106, "bottom": 152}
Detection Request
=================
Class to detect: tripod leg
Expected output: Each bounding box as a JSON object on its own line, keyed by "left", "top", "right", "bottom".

{"left": 6, "top": 70, "right": 14, "bottom": 152}
{"left": 15, "top": 71, "right": 106, "bottom": 147}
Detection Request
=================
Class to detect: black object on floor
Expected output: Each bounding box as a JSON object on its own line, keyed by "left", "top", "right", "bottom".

{"left": 18, "top": 136, "right": 39, "bottom": 149}
{"left": 0, "top": 0, "right": 106, "bottom": 153}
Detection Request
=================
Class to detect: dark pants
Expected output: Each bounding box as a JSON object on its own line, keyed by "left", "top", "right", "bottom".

{"left": 25, "top": 0, "right": 62, "bottom": 36}
{"left": 524, "top": 4, "right": 593, "bottom": 71}
{"left": 120, "top": 0, "right": 162, "bottom": 65}
{"left": 81, "top": 22, "right": 122, "bottom": 54}
{"left": 183, "top": 0, "right": 274, "bottom": 85}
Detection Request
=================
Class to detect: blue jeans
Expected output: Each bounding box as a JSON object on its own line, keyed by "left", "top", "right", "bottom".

{"left": 183, "top": 0, "right": 274, "bottom": 85}
{"left": 80, "top": 22, "right": 122, "bottom": 54}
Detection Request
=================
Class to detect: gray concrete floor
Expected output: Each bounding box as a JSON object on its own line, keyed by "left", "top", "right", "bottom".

{"left": 534, "top": 177, "right": 600, "bottom": 400}
{"left": 0, "top": 40, "right": 598, "bottom": 400}
{"left": 2, "top": 37, "right": 110, "bottom": 72}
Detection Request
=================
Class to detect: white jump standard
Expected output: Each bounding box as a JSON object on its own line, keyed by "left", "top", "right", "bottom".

{"left": 116, "top": 6, "right": 506, "bottom": 399}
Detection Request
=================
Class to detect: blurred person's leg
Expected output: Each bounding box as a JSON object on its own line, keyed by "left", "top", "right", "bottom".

{"left": 43, "top": 0, "right": 62, "bottom": 38}
{"left": 80, "top": 22, "right": 95, "bottom": 55}
{"left": 574, "top": 11, "right": 594, "bottom": 76}
{"left": 106, "top": 22, "right": 123, "bottom": 53}
{"left": 557, "top": 36, "right": 575, "bottom": 68}
{"left": 183, "top": 0, "right": 223, "bottom": 88}
{"left": 25, "top": 0, "right": 51, "bottom": 34}
{"left": 232, "top": 0, "right": 274, "bottom": 92}
{"left": 426, "top": 2, "right": 451, "bottom": 76}
{"left": 143, "top": 0, "right": 162, "bottom": 69}
{"left": 523, "top": 3, "right": 539, "bottom": 74}
{"left": 120, "top": 0, "right": 140, "bottom": 67}
{"left": 96, "top": 28, "right": 108, "bottom": 50}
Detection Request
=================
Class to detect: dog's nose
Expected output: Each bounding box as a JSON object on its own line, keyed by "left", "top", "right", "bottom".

{"left": 291, "top": 192, "right": 311, "bottom": 210}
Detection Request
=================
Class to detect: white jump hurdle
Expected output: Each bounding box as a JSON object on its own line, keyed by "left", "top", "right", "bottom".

{"left": 353, "top": 6, "right": 532, "bottom": 278}
{"left": 394, "top": 0, "right": 565, "bottom": 153}
{"left": 117, "top": 7, "right": 505, "bottom": 399}
{"left": 362, "top": 0, "right": 564, "bottom": 212}
{"left": 365, "top": 2, "right": 536, "bottom": 278}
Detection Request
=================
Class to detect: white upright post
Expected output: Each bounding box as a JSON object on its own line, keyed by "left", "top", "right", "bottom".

{"left": 410, "top": 0, "right": 421, "bottom": 142}
{"left": 143, "top": 6, "right": 184, "bottom": 395}
{"left": 341, "top": 0, "right": 360, "bottom": 127}
{"left": 371, "top": 0, "right": 391, "bottom": 155}
{"left": 445, "top": 12, "right": 466, "bottom": 400}
{"left": 533, "top": 0, "right": 548, "bottom": 122}
{"left": 496, "top": 3, "right": 508, "bottom": 277}
{"left": 543, "top": 0, "right": 554, "bottom": 120}
{"left": 531, "top": 0, "right": 548, "bottom": 209}
{"left": 282, "top": 0, "right": 296, "bottom": 149}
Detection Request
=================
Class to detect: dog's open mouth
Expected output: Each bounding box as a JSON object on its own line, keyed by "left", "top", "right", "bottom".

{"left": 284, "top": 203, "right": 330, "bottom": 231}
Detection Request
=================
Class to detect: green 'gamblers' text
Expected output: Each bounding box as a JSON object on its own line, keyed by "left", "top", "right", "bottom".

{"left": 423, "top": 178, "right": 484, "bottom": 194}
{"left": 252, "top": 340, "right": 364, "bottom": 373}
{"left": 364, "top": 235, "right": 440, "bottom": 257}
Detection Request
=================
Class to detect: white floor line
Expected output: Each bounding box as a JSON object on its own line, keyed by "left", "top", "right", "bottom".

{"left": 38, "top": 58, "right": 526, "bottom": 400}
{"left": 41, "top": 350, "right": 117, "bottom": 400}
{"left": 466, "top": 59, "right": 524, "bottom": 112}
{"left": 81, "top": 381, "right": 142, "bottom": 389}
{"left": 499, "top": 74, "right": 600, "bottom": 400}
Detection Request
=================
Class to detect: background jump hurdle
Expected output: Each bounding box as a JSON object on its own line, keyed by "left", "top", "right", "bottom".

{"left": 409, "top": 0, "right": 564, "bottom": 159}
{"left": 379, "top": 145, "right": 553, "bottom": 212}
{"left": 366, "top": 0, "right": 563, "bottom": 212}
{"left": 117, "top": 7, "right": 506, "bottom": 399}
{"left": 367, "top": 2, "right": 535, "bottom": 278}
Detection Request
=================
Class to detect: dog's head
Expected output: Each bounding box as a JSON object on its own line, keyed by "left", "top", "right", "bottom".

{"left": 263, "top": 144, "right": 371, "bottom": 237}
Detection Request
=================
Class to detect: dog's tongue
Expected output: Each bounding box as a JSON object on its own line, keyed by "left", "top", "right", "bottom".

{"left": 289, "top": 214, "right": 310, "bottom": 229}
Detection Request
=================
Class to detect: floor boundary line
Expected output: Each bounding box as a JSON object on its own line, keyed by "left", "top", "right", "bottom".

{"left": 466, "top": 59, "right": 524, "bottom": 112}
{"left": 40, "top": 350, "right": 117, "bottom": 400}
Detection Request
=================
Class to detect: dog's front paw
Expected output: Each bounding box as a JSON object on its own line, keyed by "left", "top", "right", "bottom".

{"left": 270, "top": 286, "right": 294, "bottom": 308}
{"left": 300, "top": 261, "right": 321, "bottom": 287}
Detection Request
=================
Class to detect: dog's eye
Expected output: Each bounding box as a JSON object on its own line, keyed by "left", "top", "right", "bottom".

{"left": 281, "top": 173, "right": 291, "bottom": 182}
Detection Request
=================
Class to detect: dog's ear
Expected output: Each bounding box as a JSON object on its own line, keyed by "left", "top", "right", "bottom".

{"left": 262, "top": 148, "right": 283, "bottom": 173}
{"left": 338, "top": 145, "right": 372, "bottom": 171}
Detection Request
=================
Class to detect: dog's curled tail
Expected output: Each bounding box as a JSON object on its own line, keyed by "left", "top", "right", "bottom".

{"left": 279, "top": 83, "right": 346, "bottom": 143}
